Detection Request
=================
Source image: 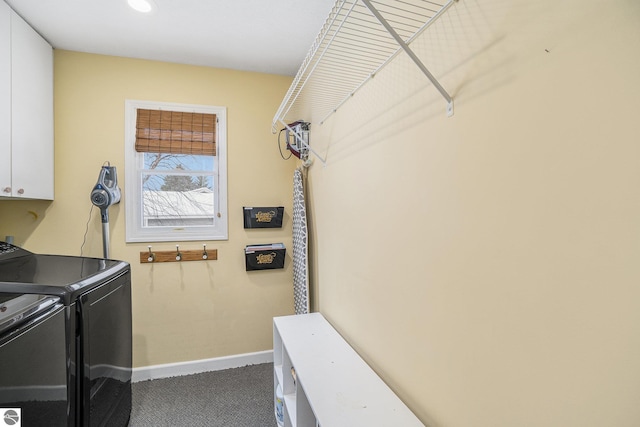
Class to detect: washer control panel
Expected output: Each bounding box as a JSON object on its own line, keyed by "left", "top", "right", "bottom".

{"left": 0, "top": 242, "right": 31, "bottom": 259}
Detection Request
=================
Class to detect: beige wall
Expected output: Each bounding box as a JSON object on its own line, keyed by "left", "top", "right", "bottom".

{"left": 0, "top": 0, "right": 638, "bottom": 423}
{"left": 0, "top": 51, "right": 296, "bottom": 367}
{"left": 307, "top": 0, "right": 640, "bottom": 426}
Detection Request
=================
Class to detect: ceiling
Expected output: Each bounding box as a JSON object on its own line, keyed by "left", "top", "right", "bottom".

{"left": 4, "top": 0, "right": 335, "bottom": 76}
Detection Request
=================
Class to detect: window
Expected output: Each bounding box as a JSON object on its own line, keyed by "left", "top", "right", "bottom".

{"left": 125, "top": 100, "right": 227, "bottom": 242}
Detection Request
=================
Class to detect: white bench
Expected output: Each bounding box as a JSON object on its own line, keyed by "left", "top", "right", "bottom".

{"left": 273, "top": 313, "right": 424, "bottom": 427}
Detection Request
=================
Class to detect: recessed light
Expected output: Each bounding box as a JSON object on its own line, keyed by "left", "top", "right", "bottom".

{"left": 127, "top": 0, "right": 156, "bottom": 13}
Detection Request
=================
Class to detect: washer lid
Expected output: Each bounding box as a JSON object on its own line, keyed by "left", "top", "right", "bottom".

{"left": 0, "top": 293, "right": 60, "bottom": 335}
{"left": 0, "top": 254, "right": 129, "bottom": 304}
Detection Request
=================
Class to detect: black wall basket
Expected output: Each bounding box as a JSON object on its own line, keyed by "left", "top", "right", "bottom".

{"left": 243, "top": 206, "right": 284, "bottom": 229}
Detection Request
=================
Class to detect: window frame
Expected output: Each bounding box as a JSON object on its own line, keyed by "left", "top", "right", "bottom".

{"left": 124, "top": 99, "right": 228, "bottom": 243}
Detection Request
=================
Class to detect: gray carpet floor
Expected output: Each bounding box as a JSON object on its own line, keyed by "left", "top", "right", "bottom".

{"left": 130, "top": 363, "right": 277, "bottom": 427}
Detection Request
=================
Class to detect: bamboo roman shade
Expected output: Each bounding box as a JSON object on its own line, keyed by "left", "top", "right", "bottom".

{"left": 135, "top": 109, "right": 216, "bottom": 156}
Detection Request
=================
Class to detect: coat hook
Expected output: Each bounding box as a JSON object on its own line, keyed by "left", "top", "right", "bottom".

{"left": 202, "top": 244, "right": 208, "bottom": 260}
{"left": 147, "top": 246, "right": 155, "bottom": 262}
{"left": 175, "top": 245, "right": 182, "bottom": 261}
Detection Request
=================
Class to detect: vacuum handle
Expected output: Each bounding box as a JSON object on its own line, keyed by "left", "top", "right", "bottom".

{"left": 100, "top": 207, "right": 109, "bottom": 224}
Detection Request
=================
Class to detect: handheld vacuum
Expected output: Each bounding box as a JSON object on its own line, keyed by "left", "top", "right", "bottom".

{"left": 90, "top": 164, "right": 121, "bottom": 258}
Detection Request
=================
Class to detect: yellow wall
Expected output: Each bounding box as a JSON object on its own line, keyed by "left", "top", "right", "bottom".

{"left": 0, "top": 50, "right": 296, "bottom": 367}
{"left": 1, "top": 0, "right": 638, "bottom": 424}
{"left": 307, "top": 0, "right": 640, "bottom": 426}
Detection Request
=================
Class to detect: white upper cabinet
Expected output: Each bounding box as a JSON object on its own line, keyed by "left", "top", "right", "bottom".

{"left": 0, "top": 1, "right": 54, "bottom": 200}
{"left": 0, "top": 2, "right": 11, "bottom": 194}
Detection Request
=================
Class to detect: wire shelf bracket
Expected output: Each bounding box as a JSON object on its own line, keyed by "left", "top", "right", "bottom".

{"left": 272, "top": 0, "right": 458, "bottom": 155}
{"left": 361, "top": 0, "right": 455, "bottom": 117}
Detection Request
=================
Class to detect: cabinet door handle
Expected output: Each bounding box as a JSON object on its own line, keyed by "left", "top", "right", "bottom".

{"left": 2, "top": 187, "right": 10, "bottom": 193}
{"left": 17, "top": 188, "right": 24, "bottom": 195}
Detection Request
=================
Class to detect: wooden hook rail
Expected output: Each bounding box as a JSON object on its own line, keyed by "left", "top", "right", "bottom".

{"left": 140, "top": 245, "right": 217, "bottom": 263}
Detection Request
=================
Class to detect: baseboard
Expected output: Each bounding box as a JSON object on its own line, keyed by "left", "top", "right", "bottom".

{"left": 131, "top": 350, "right": 273, "bottom": 383}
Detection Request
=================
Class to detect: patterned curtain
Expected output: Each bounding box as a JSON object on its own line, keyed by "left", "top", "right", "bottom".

{"left": 292, "top": 168, "right": 309, "bottom": 314}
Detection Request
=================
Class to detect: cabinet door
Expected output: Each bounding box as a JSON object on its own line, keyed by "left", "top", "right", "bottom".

{"left": 0, "top": 2, "right": 11, "bottom": 196}
{"left": 10, "top": 10, "right": 53, "bottom": 200}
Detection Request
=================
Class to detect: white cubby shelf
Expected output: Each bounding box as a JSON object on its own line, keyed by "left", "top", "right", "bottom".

{"left": 273, "top": 312, "right": 424, "bottom": 427}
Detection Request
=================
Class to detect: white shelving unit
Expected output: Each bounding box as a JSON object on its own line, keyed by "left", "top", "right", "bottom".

{"left": 273, "top": 313, "right": 424, "bottom": 427}
{"left": 272, "top": 0, "right": 458, "bottom": 163}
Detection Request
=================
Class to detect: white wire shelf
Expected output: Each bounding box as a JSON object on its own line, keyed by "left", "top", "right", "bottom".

{"left": 272, "top": 0, "right": 457, "bottom": 140}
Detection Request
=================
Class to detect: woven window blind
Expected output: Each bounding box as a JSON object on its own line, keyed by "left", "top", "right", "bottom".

{"left": 135, "top": 109, "right": 216, "bottom": 156}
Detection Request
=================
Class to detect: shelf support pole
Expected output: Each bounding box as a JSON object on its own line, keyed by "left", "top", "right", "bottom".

{"left": 360, "top": 0, "right": 454, "bottom": 117}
